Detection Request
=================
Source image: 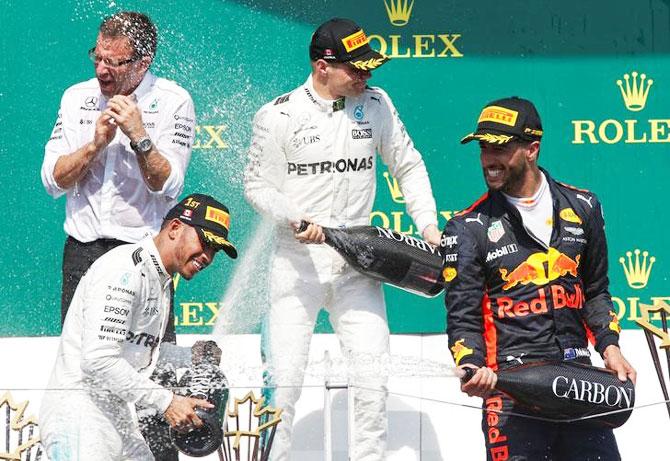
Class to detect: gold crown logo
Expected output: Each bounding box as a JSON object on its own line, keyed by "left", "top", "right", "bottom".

{"left": 383, "top": 171, "right": 405, "bottom": 204}
{"left": 383, "top": 0, "right": 414, "bottom": 27}
{"left": 0, "top": 392, "right": 42, "bottom": 460}
{"left": 619, "top": 248, "right": 655, "bottom": 289}
{"left": 616, "top": 71, "right": 653, "bottom": 112}
{"left": 222, "top": 391, "right": 282, "bottom": 460}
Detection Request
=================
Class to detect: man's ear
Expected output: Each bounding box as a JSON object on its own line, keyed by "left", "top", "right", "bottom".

{"left": 314, "top": 59, "right": 329, "bottom": 77}
{"left": 138, "top": 55, "right": 152, "bottom": 73}
{"left": 527, "top": 141, "right": 540, "bottom": 162}
{"left": 167, "top": 218, "right": 183, "bottom": 240}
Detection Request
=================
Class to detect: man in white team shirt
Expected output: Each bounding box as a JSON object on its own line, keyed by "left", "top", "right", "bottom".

{"left": 244, "top": 17, "right": 441, "bottom": 460}
{"left": 41, "top": 11, "right": 195, "bottom": 323}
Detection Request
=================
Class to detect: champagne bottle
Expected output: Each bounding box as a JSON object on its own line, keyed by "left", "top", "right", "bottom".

{"left": 462, "top": 360, "right": 635, "bottom": 428}
{"left": 298, "top": 221, "right": 444, "bottom": 297}
{"left": 170, "top": 355, "right": 229, "bottom": 457}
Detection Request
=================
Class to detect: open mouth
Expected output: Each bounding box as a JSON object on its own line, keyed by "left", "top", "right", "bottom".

{"left": 486, "top": 167, "right": 505, "bottom": 179}
{"left": 192, "top": 260, "right": 205, "bottom": 272}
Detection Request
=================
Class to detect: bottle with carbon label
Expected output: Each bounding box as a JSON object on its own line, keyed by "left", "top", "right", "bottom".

{"left": 461, "top": 360, "right": 635, "bottom": 428}
{"left": 170, "top": 356, "right": 229, "bottom": 457}
{"left": 298, "top": 220, "right": 444, "bottom": 297}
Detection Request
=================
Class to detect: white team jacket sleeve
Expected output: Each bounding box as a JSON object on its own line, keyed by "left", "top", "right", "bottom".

{"left": 375, "top": 88, "right": 438, "bottom": 233}
{"left": 244, "top": 103, "right": 305, "bottom": 225}
{"left": 151, "top": 91, "right": 195, "bottom": 198}
{"left": 41, "top": 91, "right": 75, "bottom": 198}
{"left": 79, "top": 267, "right": 173, "bottom": 413}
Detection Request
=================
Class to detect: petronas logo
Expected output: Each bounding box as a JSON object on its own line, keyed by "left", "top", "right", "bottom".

{"left": 384, "top": 0, "right": 414, "bottom": 27}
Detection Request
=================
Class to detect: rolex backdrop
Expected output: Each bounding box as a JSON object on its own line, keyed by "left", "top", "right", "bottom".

{"left": 2, "top": 0, "right": 669, "bottom": 336}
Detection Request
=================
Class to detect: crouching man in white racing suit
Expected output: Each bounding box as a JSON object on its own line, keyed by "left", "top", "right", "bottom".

{"left": 244, "top": 18, "right": 441, "bottom": 460}
{"left": 39, "top": 193, "right": 238, "bottom": 461}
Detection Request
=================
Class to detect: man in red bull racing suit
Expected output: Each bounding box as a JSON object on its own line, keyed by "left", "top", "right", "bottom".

{"left": 441, "top": 97, "right": 636, "bottom": 461}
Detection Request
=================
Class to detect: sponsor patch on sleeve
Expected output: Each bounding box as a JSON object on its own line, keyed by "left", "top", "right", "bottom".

{"left": 451, "top": 339, "right": 474, "bottom": 366}
{"left": 443, "top": 266, "right": 457, "bottom": 282}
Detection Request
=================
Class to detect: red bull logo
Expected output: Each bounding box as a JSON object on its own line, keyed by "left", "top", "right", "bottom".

{"left": 609, "top": 310, "right": 621, "bottom": 333}
{"left": 499, "top": 248, "right": 580, "bottom": 290}
{"left": 485, "top": 395, "right": 509, "bottom": 460}
{"left": 450, "top": 339, "right": 474, "bottom": 366}
{"left": 492, "top": 284, "right": 584, "bottom": 319}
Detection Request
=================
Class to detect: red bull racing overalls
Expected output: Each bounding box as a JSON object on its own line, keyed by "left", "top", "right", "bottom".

{"left": 441, "top": 169, "right": 622, "bottom": 460}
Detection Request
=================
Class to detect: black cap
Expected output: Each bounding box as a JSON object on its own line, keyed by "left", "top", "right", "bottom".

{"left": 165, "top": 193, "right": 237, "bottom": 259}
{"left": 461, "top": 97, "right": 543, "bottom": 145}
{"left": 309, "top": 18, "right": 390, "bottom": 71}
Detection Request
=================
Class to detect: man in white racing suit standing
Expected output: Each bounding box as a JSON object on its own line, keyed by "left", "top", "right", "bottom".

{"left": 39, "top": 193, "right": 238, "bottom": 461}
{"left": 244, "top": 18, "right": 441, "bottom": 460}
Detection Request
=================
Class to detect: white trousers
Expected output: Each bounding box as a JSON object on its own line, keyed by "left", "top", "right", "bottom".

{"left": 262, "top": 243, "right": 389, "bottom": 461}
{"left": 39, "top": 390, "right": 154, "bottom": 461}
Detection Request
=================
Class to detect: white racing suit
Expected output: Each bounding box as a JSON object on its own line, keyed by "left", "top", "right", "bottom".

{"left": 39, "top": 238, "right": 189, "bottom": 461}
{"left": 244, "top": 76, "right": 438, "bottom": 460}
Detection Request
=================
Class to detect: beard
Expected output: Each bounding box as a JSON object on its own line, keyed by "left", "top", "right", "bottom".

{"left": 484, "top": 159, "right": 529, "bottom": 195}
{"left": 501, "top": 160, "right": 528, "bottom": 195}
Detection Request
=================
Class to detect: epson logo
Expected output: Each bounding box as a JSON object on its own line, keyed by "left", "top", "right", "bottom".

{"left": 552, "top": 376, "right": 633, "bottom": 408}
{"left": 352, "top": 128, "right": 372, "bottom": 139}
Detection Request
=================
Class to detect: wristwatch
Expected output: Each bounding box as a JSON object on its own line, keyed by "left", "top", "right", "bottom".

{"left": 130, "top": 136, "right": 153, "bottom": 155}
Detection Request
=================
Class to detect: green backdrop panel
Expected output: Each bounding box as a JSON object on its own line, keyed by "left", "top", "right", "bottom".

{"left": 1, "top": 0, "right": 668, "bottom": 336}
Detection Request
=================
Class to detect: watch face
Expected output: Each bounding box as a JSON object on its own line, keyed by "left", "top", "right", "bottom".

{"left": 136, "top": 138, "right": 153, "bottom": 153}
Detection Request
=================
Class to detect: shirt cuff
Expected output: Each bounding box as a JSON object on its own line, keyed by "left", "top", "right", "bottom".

{"left": 153, "top": 389, "right": 174, "bottom": 414}
{"left": 413, "top": 211, "right": 438, "bottom": 235}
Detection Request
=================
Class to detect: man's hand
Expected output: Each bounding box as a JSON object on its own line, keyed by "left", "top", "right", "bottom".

{"left": 603, "top": 345, "right": 637, "bottom": 384}
{"left": 93, "top": 113, "right": 117, "bottom": 151}
{"left": 192, "top": 340, "right": 222, "bottom": 366}
{"left": 422, "top": 224, "right": 442, "bottom": 246}
{"left": 458, "top": 364, "right": 497, "bottom": 398}
{"left": 164, "top": 394, "right": 214, "bottom": 432}
{"left": 293, "top": 221, "right": 325, "bottom": 244}
{"left": 104, "top": 95, "right": 146, "bottom": 143}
